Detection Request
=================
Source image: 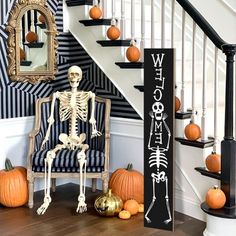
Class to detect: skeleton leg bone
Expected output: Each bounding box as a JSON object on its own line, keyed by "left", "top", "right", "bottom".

{"left": 164, "top": 176, "right": 172, "bottom": 224}
{"left": 37, "top": 144, "right": 66, "bottom": 215}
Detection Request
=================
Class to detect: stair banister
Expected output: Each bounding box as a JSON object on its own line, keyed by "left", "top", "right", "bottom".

{"left": 191, "top": 21, "right": 196, "bottom": 123}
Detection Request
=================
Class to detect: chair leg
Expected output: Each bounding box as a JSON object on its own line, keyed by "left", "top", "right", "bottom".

{"left": 102, "top": 175, "right": 109, "bottom": 194}
{"left": 51, "top": 178, "right": 56, "bottom": 192}
{"left": 92, "top": 178, "right": 97, "bottom": 192}
{"left": 28, "top": 180, "right": 34, "bottom": 208}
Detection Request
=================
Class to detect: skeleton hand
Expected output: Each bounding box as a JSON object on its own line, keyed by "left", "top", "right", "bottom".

{"left": 89, "top": 117, "right": 102, "bottom": 138}
{"left": 41, "top": 138, "right": 48, "bottom": 150}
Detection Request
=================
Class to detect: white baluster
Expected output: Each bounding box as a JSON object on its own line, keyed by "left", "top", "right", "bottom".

{"left": 213, "top": 47, "right": 219, "bottom": 152}
{"left": 171, "top": 0, "right": 175, "bottom": 48}
{"left": 201, "top": 34, "right": 207, "bottom": 141}
{"left": 140, "top": 0, "right": 145, "bottom": 61}
{"left": 151, "top": 0, "right": 155, "bottom": 47}
{"left": 101, "top": 0, "right": 107, "bottom": 18}
{"left": 181, "top": 9, "right": 186, "bottom": 112}
{"left": 161, "top": 0, "right": 165, "bottom": 48}
{"left": 112, "top": 0, "right": 115, "bottom": 20}
{"left": 120, "top": 0, "right": 125, "bottom": 39}
{"left": 191, "top": 22, "right": 196, "bottom": 123}
{"left": 30, "top": 10, "right": 34, "bottom": 32}
{"left": 131, "top": 0, "right": 135, "bottom": 41}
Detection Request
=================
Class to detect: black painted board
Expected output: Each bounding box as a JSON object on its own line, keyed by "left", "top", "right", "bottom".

{"left": 144, "top": 49, "right": 174, "bottom": 231}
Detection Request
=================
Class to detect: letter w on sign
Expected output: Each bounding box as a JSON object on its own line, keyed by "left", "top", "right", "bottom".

{"left": 144, "top": 49, "right": 174, "bottom": 231}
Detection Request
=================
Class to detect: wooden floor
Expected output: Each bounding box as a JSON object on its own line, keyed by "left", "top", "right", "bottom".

{"left": 0, "top": 183, "right": 205, "bottom": 236}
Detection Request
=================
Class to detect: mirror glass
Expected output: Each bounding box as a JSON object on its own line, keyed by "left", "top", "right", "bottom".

{"left": 19, "top": 10, "right": 48, "bottom": 72}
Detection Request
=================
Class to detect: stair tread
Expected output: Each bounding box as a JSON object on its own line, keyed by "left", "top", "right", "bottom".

{"left": 134, "top": 85, "right": 144, "bottom": 92}
{"left": 79, "top": 19, "right": 112, "bottom": 26}
{"left": 175, "top": 111, "right": 192, "bottom": 119}
{"left": 24, "top": 42, "right": 44, "bottom": 48}
{"left": 97, "top": 40, "right": 131, "bottom": 47}
{"left": 115, "top": 62, "right": 144, "bottom": 69}
{"left": 20, "top": 60, "right": 32, "bottom": 66}
{"left": 175, "top": 137, "right": 214, "bottom": 148}
{"left": 66, "top": 0, "right": 93, "bottom": 6}
{"left": 195, "top": 167, "right": 221, "bottom": 180}
{"left": 36, "top": 23, "right": 46, "bottom": 29}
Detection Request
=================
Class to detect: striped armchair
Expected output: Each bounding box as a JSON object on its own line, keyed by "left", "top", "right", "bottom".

{"left": 27, "top": 95, "right": 111, "bottom": 208}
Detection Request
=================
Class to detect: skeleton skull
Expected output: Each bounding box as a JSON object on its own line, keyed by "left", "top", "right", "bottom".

{"left": 152, "top": 102, "right": 164, "bottom": 120}
{"left": 68, "top": 65, "right": 83, "bottom": 88}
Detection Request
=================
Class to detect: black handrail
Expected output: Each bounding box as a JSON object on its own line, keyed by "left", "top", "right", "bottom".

{"left": 176, "top": 0, "right": 228, "bottom": 50}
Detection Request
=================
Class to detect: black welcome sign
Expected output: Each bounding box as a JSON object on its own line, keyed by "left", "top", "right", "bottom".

{"left": 144, "top": 49, "right": 174, "bottom": 231}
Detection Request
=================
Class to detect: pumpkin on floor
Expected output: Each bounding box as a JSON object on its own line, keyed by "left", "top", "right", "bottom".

{"left": 205, "top": 152, "right": 221, "bottom": 173}
{"left": 126, "top": 40, "right": 140, "bottom": 62}
{"left": 109, "top": 163, "right": 144, "bottom": 203}
{"left": 206, "top": 186, "right": 226, "bottom": 209}
{"left": 119, "top": 210, "right": 131, "bottom": 219}
{"left": 175, "top": 96, "right": 181, "bottom": 112}
{"left": 0, "top": 159, "right": 28, "bottom": 207}
{"left": 94, "top": 189, "right": 123, "bottom": 216}
{"left": 89, "top": 5, "right": 102, "bottom": 20}
{"left": 25, "top": 31, "right": 38, "bottom": 43}
{"left": 124, "top": 199, "right": 139, "bottom": 215}
{"left": 184, "top": 120, "right": 201, "bottom": 141}
{"left": 107, "top": 19, "right": 120, "bottom": 40}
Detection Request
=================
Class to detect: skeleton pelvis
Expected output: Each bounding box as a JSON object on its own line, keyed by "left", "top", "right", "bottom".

{"left": 59, "top": 133, "right": 86, "bottom": 150}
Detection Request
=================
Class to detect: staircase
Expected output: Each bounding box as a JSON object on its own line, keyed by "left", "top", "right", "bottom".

{"left": 64, "top": 0, "right": 236, "bottom": 234}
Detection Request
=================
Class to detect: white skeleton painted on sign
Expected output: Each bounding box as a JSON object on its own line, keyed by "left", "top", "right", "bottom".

{"left": 37, "top": 65, "right": 102, "bottom": 215}
{"left": 145, "top": 101, "right": 172, "bottom": 224}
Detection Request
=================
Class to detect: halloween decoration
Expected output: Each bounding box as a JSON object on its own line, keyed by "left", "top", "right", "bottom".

{"left": 118, "top": 210, "right": 131, "bottom": 220}
{"left": 184, "top": 120, "right": 201, "bottom": 141}
{"left": 107, "top": 19, "right": 120, "bottom": 40}
{"left": 25, "top": 31, "right": 38, "bottom": 43}
{"left": 89, "top": 5, "right": 102, "bottom": 20}
{"left": 206, "top": 186, "right": 226, "bottom": 209}
{"left": 126, "top": 40, "right": 140, "bottom": 62}
{"left": 205, "top": 152, "right": 221, "bottom": 173}
{"left": 0, "top": 159, "right": 28, "bottom": 207}
{"left": 175, "top": 96, "right": 181, "bottom": 112}
{"left": 109, "top": 163, "right": 144, "bottom": 203}
{"left": 20, "top": 48, "right": 26, "bottom": 61}
{"left": 37, "top": 65, "right": 102, "bottom": 215}
{"left": 123, "top": 199, "right": 139, "bottom": 215}
{"left": 94, "top": 189, "right": 123, "bottom": 216}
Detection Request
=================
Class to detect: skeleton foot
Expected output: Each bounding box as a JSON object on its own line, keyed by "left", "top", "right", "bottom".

{"left": 76, "top": 194, "right": 87, "bottom": 213}
{"left": 164, "top": 218, "right": 172, "bottom": 224}
{"left": 37, "top": 196, "right": 51, "bottom": 215}
{"left": 145, "top": 216, "right": 152, "bottom": 223}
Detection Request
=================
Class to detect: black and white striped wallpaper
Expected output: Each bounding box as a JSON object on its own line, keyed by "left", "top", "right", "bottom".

{"left": 0, "top": 0, "right": 140, "bottom": 119}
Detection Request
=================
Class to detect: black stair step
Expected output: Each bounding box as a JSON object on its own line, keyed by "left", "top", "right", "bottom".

{"left": 36, "top": 23, "right": 46, "bottom": 29}
{"left": 79, "top": 19, "right": 112, "bottom": 26}
{"left": 175, "top": 137, "right": 214, "bottom": 148}
{"left": 20, "top": 60, "right": 32, "bottom": 66}
{"left": 24, "top": 42, "right": 44, "bottom": 48}
{"left": 175, "top": 111, "right": 192, "bottom": 119}
{"left": 97, "top": 40, "right": 131, "bottom": 47}
{"left": 134, "top": 85, "right": 144, "bottom": 92}
{"left": 195, "top": 167, "right": 221, "bottom": 180}
{"left": 66, "top": 0, "right": 93, "bottom": 6}
{"left": 115, "top": 62, "right": 144, "bottom": 69}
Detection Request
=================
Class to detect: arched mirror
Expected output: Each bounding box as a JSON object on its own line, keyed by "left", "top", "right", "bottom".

{"left": 6, "top": 0, "right": 58, "bottom": 84}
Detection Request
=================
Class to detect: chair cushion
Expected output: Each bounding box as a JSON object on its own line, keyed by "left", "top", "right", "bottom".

{"left": 32, "top": 149, "right": 105, "bottom": 173}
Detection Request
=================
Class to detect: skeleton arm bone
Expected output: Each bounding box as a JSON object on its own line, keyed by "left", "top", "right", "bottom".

{"left": 41, "top": 92, "right": 59, "bottom": 149}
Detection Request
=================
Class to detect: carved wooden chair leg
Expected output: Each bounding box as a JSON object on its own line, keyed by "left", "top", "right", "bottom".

{"left": 92, "top": 178, "right": 97, "bottom": 192}
{"left": 28, "top": 179, "right": 34, "bottom": 208}
{"left": 51, "top": 178, "right": 56, "bottom": 192}
{"left": 102, "top": 172, "right": 109, "bottom": 193}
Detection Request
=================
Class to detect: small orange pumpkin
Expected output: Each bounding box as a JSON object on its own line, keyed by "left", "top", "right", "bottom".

{"left": 138, "top": 204, "right": 144, "bottom": 213}
{"left": 0, "top": 159, "right": 28, "bottom": 207}
{"left": 206, "top": 186, "right": 226, "bottom": 209}
{"left": 109, "top": 163, "right": 144, "bottom": 203}
{"left": 26, "top": 31, "right": 38, "bottom": 43}
{"left": 89, "top": 5, "right": 102, "bottom": 20}
{"left": 107, "top": 25, "right": 120, "bottom": 40}
{"left": 126, "top": 41, "right": 140, "bottom": 62}
{"left": 38, "top": 14, "right": 46, "bottom": 24}
{"left": 175, "top": 96, "right": 181, "bottom": 112}
{"left": 119, "top": 210, "right": 131, "bottom": 219}
{"left": 205, "top": 152, "right": 221, "bottom": 173}
{"left": 184, "top": 121, "right": 201, "bottom": 141}
{"left": 20, "top": 48, "right": 26, "bottom": 61}
{"left": 123, "top": 199, "right": 139, "bottom": 215}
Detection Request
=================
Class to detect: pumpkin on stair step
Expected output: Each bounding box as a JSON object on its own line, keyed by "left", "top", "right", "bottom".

{"left": 107, "top": 19, "right": 120, "bottom": 40}
{"left": 26, "top": 31, "right": 38, "bottom": 43}
{"left": 205, "top": 152, "right": 221, "bottom": 173}
{"left": 38, "top": 14, "right": 46, "bottom": 24}
{"left": 126, "top": 40, "right": 140, "bottom": 62}
{"left": 20, "top": 48, "right": 26, "bottom": 61}
{"left": 89, "top": 5, "right": 102, "bottom": 20}
{"left": 175, "top": 96, "right": 181, "bottom": 112}
{"left": 206, "top": 186, "right": 226, "bottom": 209}
{"left": 184, "top": 120, "right": 201, "bottom": 141}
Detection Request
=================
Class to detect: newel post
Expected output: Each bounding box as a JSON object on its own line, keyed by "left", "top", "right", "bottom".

{"left": 221, "top": 44, "right": 236, "bottom": 208}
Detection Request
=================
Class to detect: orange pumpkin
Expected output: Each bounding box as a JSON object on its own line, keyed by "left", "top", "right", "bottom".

{"left": 184, "top": 121, "right": 201, "bottom": 141}
{"left": 206, "top": 186, "right": 226, "bottom": 209}
{"left": 124, "top": 199, "right": 139, "bottom": 215}
{"left": 38, "top": 14, "right": 46, "bottom": 24}
{"left": 109, "top": 164, "right": 144, "bottom": 203}
{"left": 175, "top": 96, "right": 181, "bottom": 112}
{"left": 205, "top": 152, "right": 221, "bottom": 173}
{"left": 26, "top": 31, "right": 38, "bottom": 43}
{"left": 126, "top": 45, "right": 140, "bottom": 62}
{"left": 20, "top": 48, "right": 26, "bottom": 61}
{"left": 89, "top": 5, "right": 102, "bottom": 20}
{"left": 107, "top": 25, "right": 120, "bottom": 40}
{"left": 138, "top": 204, "right": 144, "bottom": 213}
{"left": 0, "top": 159, "right": 28, "bottom": 207}
{"left": 119, "top": 210, "right": 131, "bottom": 219}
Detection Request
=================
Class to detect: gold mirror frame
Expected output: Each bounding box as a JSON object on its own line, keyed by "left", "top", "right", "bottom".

{"left": 6, "top": 0, "right": 58, "bottom": 84}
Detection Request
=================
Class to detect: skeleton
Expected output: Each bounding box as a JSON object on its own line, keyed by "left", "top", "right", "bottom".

{"left": 37, "top": 65, "right": 101, "bottom": 215}
{"left": 145, "top": 102, "right": 172, "bottom": 224}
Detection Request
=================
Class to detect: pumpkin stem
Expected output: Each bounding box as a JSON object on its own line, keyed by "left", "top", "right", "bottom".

{"left": 108, "top": 189, "right": 112, "bottom": 197}
{"left": 126, "top": 163, "right": 133, "bottom": 171}
{"left": 5, "top": 158, "right": 14, "bottom": 171}
{"left": 213, "top": 185, "right": 219, "bottom": 190}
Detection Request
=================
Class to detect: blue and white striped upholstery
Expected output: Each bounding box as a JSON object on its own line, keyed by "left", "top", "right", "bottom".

{"left": 32, "top": 98, "right": 106, "bottom": 173}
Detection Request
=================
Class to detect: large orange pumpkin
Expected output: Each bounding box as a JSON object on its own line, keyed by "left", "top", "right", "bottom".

{"left": 175, "top": 96, "right": 181, "bottom": 112}
{"left": 89, "top": 5, "right": 102, "bottom": 20}
{"left": 109, "top": 164, "right": 144, "bottom": 203}
{"left": 0, "top": 159, "right": 28, "bottom": 207}
{"left": 205, "top": 152, "right": 221, "bottom": 173}
{"left": 126, "top": 44, "right": 140, "bottom": 62}
{"left": 107, "top": 25, "right": 120, "bottom": 40}
{"left": 124, "top": 199, "right": 139, "bottom": 215}
{"left": 184, "top": 121, "right": 201, "bottom": 141}
{"left": 206, "top": 186, "right": 226, "bottom": 209}
{"left": 26, "top": 31, "right": 38, "bottom": 43}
